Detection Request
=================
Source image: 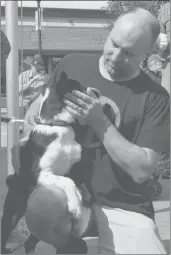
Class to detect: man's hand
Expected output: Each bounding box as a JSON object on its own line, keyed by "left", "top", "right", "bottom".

{"left": 30, "top": 74, "right": 43, "bottom": 85}
{"left": 63, "top": 88, "right": 107, "bottom": 128}
{"left": 30, "top": 74, "right": 50, "bottom": 89}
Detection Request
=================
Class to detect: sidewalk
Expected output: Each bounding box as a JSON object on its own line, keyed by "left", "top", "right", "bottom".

{"left": 154, "top": 200, "right": 170, "bottom": 254}
{"left": 8, "top": 200, "right": 170, "bottom": 254}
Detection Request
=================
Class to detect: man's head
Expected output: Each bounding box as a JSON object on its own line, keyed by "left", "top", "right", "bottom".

{"left": 25, "top": 185, "right": 72, "bottom": 249}
{"left": 103, "top": 8, "right": 160, "bottom": 80}
{"left": 31, "top": 55, "right": 45, "bottom": 74}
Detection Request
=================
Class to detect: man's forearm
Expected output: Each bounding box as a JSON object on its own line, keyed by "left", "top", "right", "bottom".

{"left": 90, "top": 117, "right": 154, "bottom": 183}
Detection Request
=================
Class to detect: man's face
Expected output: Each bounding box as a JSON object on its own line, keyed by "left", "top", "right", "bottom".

{"left": 36, "top": 63, "right": 45, "bottom": 73}
{"left": 31, "top": 62, "right": 45, "bottom": 74}
{"left": 103, "top": 16, "right": 152, "bottom": 79}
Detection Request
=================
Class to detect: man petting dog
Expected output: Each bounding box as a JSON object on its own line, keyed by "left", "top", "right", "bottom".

{"left": 10, "top": 8, "right": 169, "bottom": 254}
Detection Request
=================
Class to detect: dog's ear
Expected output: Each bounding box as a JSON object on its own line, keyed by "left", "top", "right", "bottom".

{"left": 57, "top": 72, "right": 83, "bottom": 95}
{"left": 57, "top": 72, "right": 70, "bottom": 95}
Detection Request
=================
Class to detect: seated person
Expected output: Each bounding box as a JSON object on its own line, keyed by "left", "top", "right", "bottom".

{"left": 19, "top": 55, "right": 49, "bottom": 118}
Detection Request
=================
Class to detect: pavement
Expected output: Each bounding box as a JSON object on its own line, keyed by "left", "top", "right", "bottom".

{"left": 8, "top": 200, "right": 170, "bottom": 255}
{"left": 0, "top": 122, "right": 170, "bottom": 254}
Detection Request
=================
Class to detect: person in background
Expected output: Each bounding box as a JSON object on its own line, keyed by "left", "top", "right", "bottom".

{"left": 157, "top": 33, "right": 170, "bottom": 94}
{"left": 19, "top": 54, "right": 49, "bottom": 118}
{"left": 19, "top": 62, "right": 31, "bottom": 74}
{"left": 140, "top": 32, "right": 170, "bottom": 91}
{"left": 145, "top": 53, "right": 164, "bottom": 84}
{"left": 157, "top": 1, "right": 170, "bottom": 93}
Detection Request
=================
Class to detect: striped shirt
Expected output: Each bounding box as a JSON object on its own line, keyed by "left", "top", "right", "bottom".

{"left": 19, "top": 69, "right": 49, "bottom": 108}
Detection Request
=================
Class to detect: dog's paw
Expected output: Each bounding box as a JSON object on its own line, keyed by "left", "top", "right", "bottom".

{"left": 67, "top": 189, "right": 82, "bottom": 219}
{"left": 64, "top": 180, "right": 82, "bottom": 219}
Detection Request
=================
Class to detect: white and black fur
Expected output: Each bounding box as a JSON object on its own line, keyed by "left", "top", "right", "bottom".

{"left": 1, "top": 73, "right": 99, "bottom": 254}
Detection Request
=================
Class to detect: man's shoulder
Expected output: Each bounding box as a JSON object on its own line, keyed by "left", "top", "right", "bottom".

{"left": 138, "top": 69, "right": 169, "bottom": 97}
{"left": 137, "top": 70, "right": 170, "bottom": 114}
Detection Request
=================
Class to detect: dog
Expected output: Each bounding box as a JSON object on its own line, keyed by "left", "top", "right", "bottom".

{"left": 1, "top": 72, "right": 100, "bottom": 254}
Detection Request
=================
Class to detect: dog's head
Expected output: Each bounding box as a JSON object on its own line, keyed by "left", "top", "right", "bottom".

{"left": 38, "top": 72, "right": 100, "bottom": 125}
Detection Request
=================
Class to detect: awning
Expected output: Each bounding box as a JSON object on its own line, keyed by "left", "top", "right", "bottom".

{"left": 1, "top": 25, "right": 109, "bottom": 52}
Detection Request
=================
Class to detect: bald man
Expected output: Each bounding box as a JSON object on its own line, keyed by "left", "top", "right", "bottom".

{"left": 12, "top": 7, "right": 169, "bottom": 254}
{"left": 25, "top": 185, "right": 88, "bottom": 254}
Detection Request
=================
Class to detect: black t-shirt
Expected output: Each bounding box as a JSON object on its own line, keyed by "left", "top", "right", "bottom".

{"left": 51, "top": 53, "right": 170, "bottom": 219}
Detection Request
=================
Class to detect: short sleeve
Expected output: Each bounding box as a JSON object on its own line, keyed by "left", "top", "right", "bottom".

{"left": 136, "top": 92, "right": 170, "bottom": 153}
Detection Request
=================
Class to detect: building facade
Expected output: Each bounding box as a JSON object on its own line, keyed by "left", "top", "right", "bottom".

{"left": 1, "top": 6, "right": 113, "bottom": 74}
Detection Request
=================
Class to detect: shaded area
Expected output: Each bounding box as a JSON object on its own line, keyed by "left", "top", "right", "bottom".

{"left": 163, "top": 240, "right": 170, "bottom": 254}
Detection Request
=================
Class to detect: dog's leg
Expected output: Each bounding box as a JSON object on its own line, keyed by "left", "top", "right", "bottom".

{"left": 1, "top": 186, "right": 29, "bottom": 254}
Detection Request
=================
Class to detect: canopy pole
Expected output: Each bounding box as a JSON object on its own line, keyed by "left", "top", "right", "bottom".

{"left": 5, "top": 1, "right": 19, "bottom": 175}
{"left": 37, "top": 0, "right": 43, "bottom": 57}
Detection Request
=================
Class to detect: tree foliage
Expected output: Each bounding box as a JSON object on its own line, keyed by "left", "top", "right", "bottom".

{"left": 104, "top": 1, "right": 170, "bottom": 53}
{"left": 105, "top": 1, "right": 169, "bottom": 18}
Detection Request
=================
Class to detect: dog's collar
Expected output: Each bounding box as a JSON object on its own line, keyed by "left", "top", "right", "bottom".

{"left": 33, "top": 116, "right": 72, "bottom": 127}
{"left": 1, "top": 116, "right": 72, "bottom": 127}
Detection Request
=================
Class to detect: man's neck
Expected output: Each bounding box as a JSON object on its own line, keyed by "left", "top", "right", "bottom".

{"left": 99, "top": 56, "right": 140, "bottom": 82}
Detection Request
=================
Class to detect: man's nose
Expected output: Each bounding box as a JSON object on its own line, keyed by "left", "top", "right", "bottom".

{"left": 111, "top": 48, "right": 123, "bottom": 62}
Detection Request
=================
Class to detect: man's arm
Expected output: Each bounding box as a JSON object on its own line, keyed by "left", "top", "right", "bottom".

{"left": 19, "top": 73, "right": 40, "bottom": 94}
{"left": 19, "top": 73, "right": 33, "bottom": 94}
{"left": 90, "top": 116, "right": 160, "bottom": 183}
{"left": 64, "top": 89, "right": 169, "bottom": 184}
{"left": 23, "top": 93, "right": 43, "bottom": 136}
